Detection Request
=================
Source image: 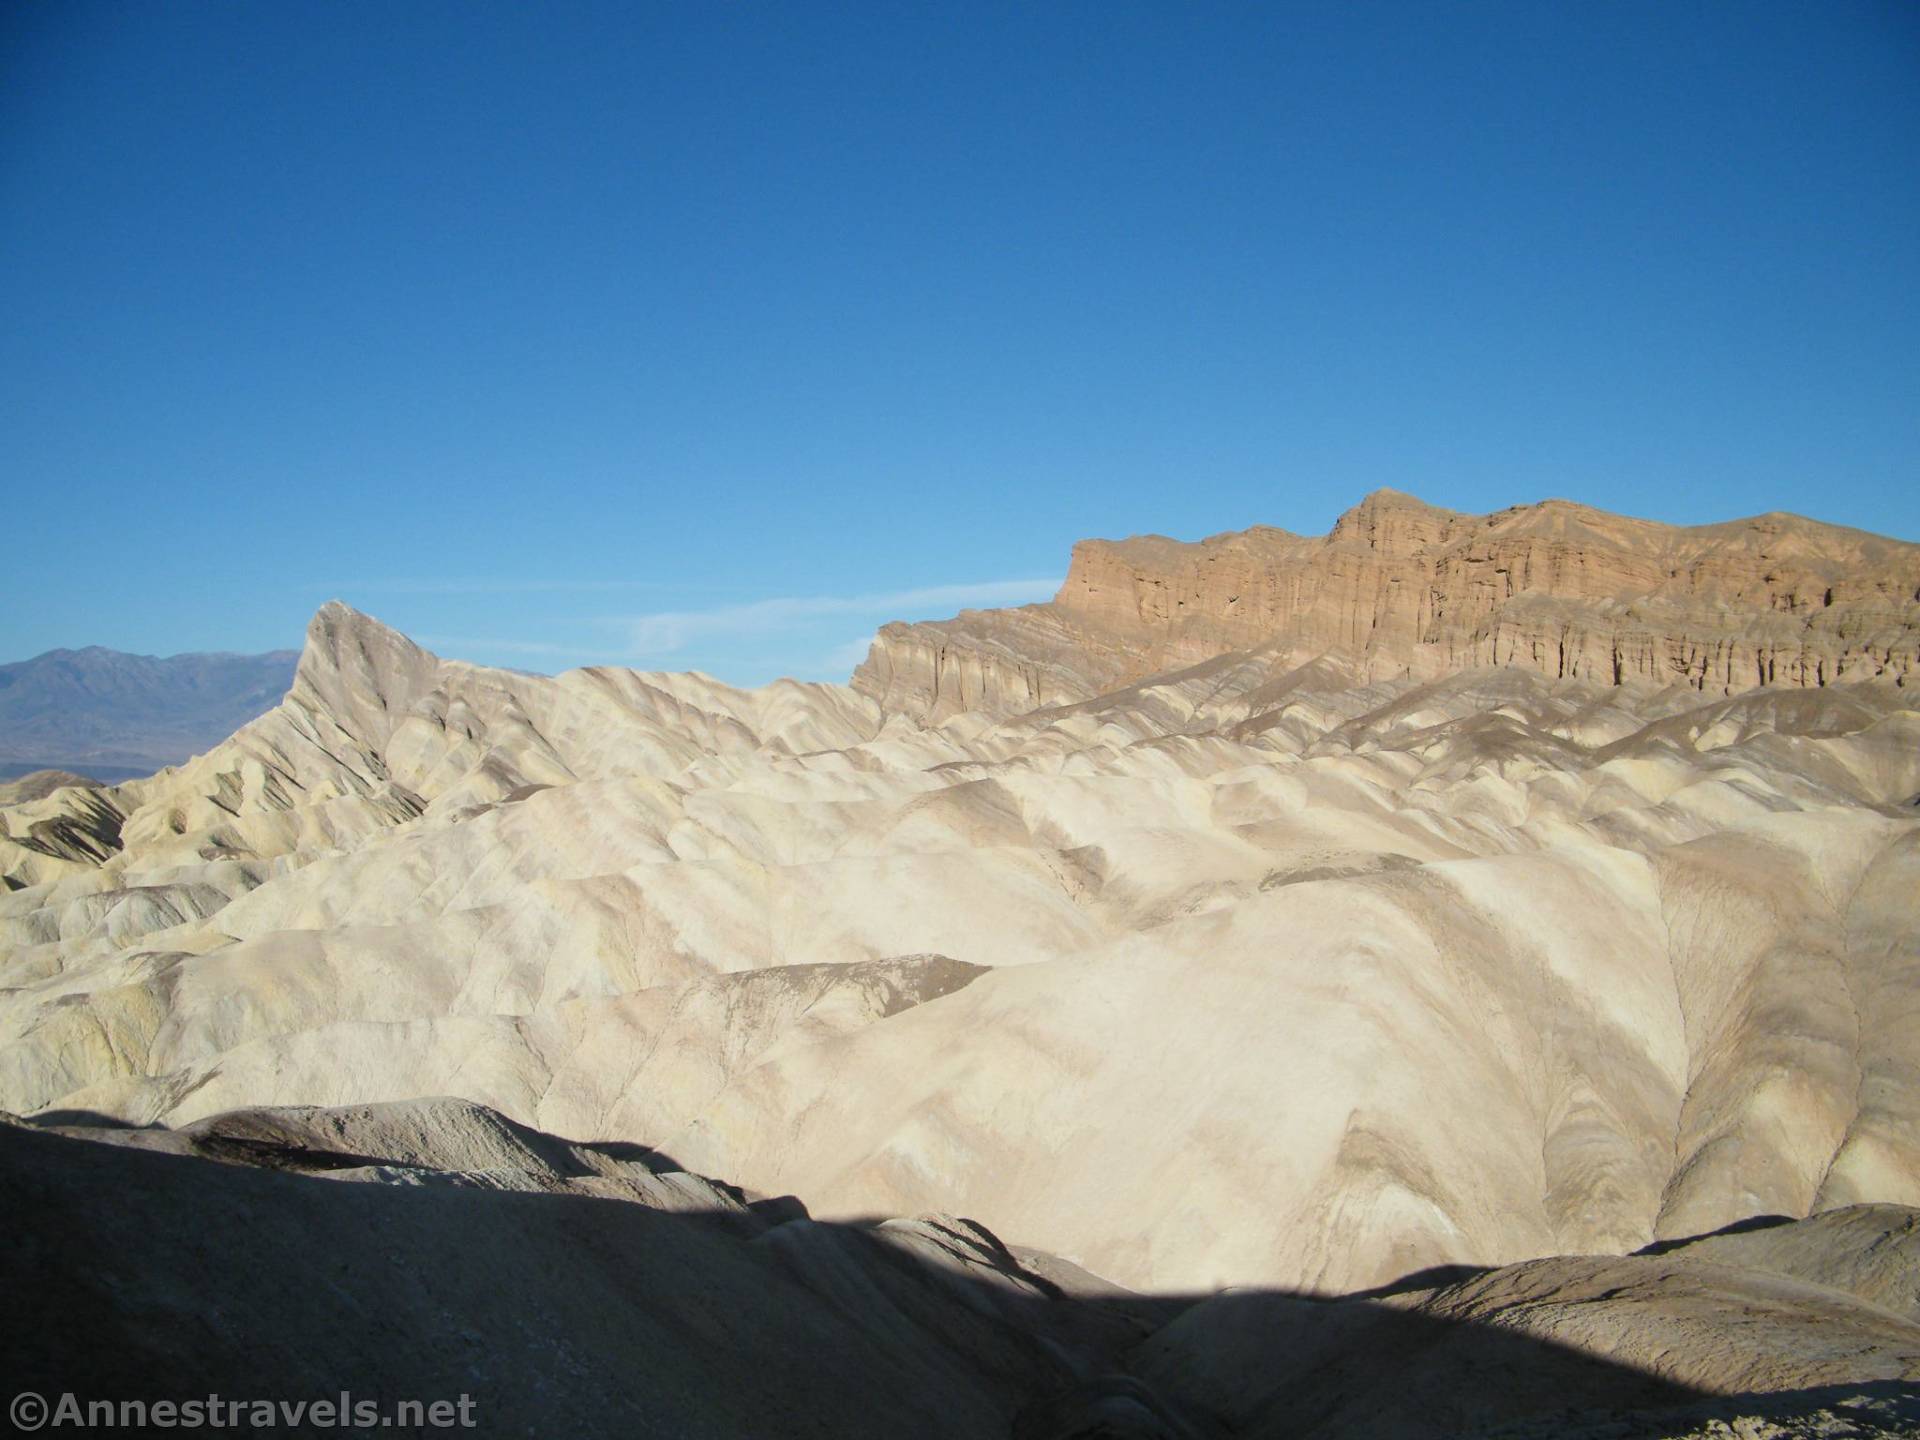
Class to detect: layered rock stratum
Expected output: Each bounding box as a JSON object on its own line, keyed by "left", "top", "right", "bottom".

{"left": 854, "top": 489, "right": 1920, "bottom": 719}
{"left": 4, "top": 490, "right": 1919, "bottom": 1433}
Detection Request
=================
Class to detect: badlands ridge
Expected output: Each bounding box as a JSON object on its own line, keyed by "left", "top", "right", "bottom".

{"left": 4, "top": 490, "right": 1919, "bottom": 1435}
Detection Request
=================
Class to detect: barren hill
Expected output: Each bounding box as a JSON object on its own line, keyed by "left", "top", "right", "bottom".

{"left": 3, "top": 493, "right": 1919, "bottom": 1434}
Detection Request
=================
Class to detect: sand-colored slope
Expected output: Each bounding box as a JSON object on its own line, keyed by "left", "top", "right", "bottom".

{"left": 4, "top": 589, "right": 1916, "bottom": 1297}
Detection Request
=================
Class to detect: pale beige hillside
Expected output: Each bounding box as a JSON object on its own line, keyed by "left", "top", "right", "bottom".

{"left": 3, "top": 549, "right": 1916, "bottom": 1299}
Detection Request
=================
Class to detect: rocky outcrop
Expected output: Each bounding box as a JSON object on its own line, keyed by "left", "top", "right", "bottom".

{"left": 0, "top": 601, "right": 890, "bottom": 888}
{"left": 855, "top": 490, "right": 1920, "bottom": 720}
{"left": 0, "top": 771, "right": 105, "bottom": 805}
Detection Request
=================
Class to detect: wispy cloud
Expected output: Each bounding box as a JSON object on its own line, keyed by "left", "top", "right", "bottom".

{"left": 823, "top": 632, "right": 882, "bottom": 673}
{"left": 405, "top": 577, "right": 1059, "bottom": 681}
{"left": 332, "top": 578, "right": 729, "bottom": 597}
{"left": 413, "top": 634, "right": 606, "bottom": 658}
{"left": 617, "top": 578, "right": 1060, "bottom": 657}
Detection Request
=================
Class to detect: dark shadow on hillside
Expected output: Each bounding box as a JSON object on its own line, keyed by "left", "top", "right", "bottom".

{"left": 1343, "top": 1260, "right": 1490, "bottom": 1300}
{"left": 21, "top": 1108, "right": 166, "bottom": 1130}
{"left": 1633, "top": 1211, "right": 1796, "bottom": 1255}
{"left": 0, "top": 1114, "right": 1894, "bottom": 1440}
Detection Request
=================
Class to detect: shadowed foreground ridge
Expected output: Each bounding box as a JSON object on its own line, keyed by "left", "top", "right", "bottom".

{"left": 5, "top": 1100, "right": 1916, "bottom": 1439}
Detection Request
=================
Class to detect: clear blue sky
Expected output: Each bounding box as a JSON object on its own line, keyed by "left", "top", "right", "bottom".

{"left": 4, "top": 2, "right": 1915, "bottom": 683}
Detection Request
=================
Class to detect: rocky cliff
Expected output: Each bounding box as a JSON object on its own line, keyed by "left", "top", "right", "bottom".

{"left": 854, "top": 490, "right": 1920, "bottom": 720}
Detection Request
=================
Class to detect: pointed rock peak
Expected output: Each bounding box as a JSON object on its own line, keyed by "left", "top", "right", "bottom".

{"left": 301, "top": 601, "right": 432, "bottom": 673}
{"left": 309, "top": 598, "right": 403, "bottom": 639}
{"left": 292, "top": 602, "right": 440, "bottom": 742}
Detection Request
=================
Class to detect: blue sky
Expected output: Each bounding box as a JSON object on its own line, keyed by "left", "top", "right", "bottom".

{"left": 4, "top": 2, "right": 1915, "bottom": 684}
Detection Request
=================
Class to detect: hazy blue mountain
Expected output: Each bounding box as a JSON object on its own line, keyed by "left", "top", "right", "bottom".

{"left": 0, "top": 646, "right": 298, "bottom": 779}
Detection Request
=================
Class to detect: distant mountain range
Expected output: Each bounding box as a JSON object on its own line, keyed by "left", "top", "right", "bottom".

{"left": 0, "top": 645, "right": 298, "bottom": 781}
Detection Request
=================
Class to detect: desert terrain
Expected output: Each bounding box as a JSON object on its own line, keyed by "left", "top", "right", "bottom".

{"left": 5, "top": 490, "right": 1918, "bottom": 1435}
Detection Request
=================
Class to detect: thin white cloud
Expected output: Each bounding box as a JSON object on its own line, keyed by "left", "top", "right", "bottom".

{"left": 618, "top": 578, "right": 1060, "bottom": 657}
{"left": 333, "top": 578, "right": 727, "bottom": 596}
{"left": 823, "top": 632, "right": 881, "bottom": 673}
{"left": 413, "top": 634, "right": 595, "bottom": 658}
{"left": 407, "top": 577, "right": 1059, "bottom": 678}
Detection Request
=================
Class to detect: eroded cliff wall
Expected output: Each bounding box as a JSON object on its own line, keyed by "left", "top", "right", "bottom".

{"left": 855, "top": 490, "right": 1920, "bottom": 720}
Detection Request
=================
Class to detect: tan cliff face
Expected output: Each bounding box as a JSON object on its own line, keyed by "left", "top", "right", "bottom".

{"left": 854, "top": 489, "right": 1920, "bottom": 720}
